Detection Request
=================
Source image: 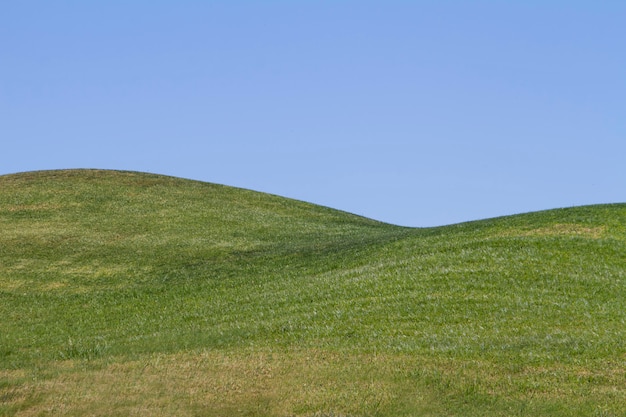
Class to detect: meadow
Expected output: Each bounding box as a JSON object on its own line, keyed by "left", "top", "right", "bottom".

{"left": 1, "top": 169, "right": 625, "bottom": 416}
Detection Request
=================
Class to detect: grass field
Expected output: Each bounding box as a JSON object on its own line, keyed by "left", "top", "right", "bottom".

{"left": 1, "top": 169, "right": 625, "bottom": 416}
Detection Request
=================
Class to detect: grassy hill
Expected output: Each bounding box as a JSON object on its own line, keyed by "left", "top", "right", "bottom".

{"left": 1, "top": 169, "right": 625, "bottom": 416}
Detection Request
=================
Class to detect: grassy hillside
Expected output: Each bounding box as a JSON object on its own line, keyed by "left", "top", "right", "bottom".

{"left": 1, "top": 169, "right": 625, "bottom": 416}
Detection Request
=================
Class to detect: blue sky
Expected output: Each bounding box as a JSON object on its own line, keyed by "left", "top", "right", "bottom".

{"left": 2, "top": 1, "right": 624, "bottom": 226}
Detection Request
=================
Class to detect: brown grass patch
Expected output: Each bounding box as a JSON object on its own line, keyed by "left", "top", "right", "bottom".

{"left": 498, "top": 223, "right": 606, "bottom": 239}
{"left": 4, "top": 351, "right": 626, "bottom": 416}
{"left": 6, "top": 350, "right": 407, "bottom": 417}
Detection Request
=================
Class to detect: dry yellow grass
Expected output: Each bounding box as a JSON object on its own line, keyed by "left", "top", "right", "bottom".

{"left": 5, "top": 350, "right": 413, "bottom": 416}
{"left": 496, "top": 223, "right": 606, "bottom": 239}
{"left": 4, "top": 348, "right": 625, "bottom": 416}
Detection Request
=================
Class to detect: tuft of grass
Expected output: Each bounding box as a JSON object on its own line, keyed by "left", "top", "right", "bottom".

{"left": 57, "top": 337, "right": 108, "bottom": 361}
{"left": 1, "top": 169, "right": 625, "bottom": 416}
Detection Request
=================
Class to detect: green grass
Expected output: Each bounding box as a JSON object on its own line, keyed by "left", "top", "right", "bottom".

{"left": 1, "top": 169, "right": 625, "bottom": 416}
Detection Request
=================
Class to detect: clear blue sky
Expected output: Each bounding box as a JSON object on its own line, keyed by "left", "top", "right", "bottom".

{"left": 2, "top": 1, "right": 624, "bottom": 226}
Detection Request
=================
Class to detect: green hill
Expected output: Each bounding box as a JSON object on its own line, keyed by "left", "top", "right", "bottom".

{"left": 1, "top": 169, "right": 625, "bottom": 416}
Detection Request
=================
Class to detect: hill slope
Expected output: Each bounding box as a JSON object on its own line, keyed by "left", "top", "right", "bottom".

{"left": 1, "top": 169, "right": 625, "bottom": 416}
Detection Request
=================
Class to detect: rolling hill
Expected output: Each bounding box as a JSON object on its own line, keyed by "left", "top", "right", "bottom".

{"left": 1, "top": 169, "right": 625, "bottom": 416}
